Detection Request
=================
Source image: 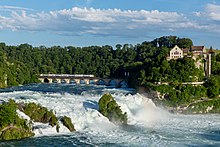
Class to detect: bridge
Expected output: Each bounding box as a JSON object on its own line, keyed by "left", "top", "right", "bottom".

{"left": 38, "top": 74, "right": 127, "bottom": 87}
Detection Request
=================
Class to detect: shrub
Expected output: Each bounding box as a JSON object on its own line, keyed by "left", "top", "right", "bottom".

{"left": 0, "top": 99, "right": 34, "bottom": 141}
{"left": 0, "top": 99, "right": 18, "bottom": 129}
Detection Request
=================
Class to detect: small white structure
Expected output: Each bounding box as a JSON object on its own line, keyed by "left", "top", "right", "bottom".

{"left": 168, "top": 45, "right": 183, "bottom": 60}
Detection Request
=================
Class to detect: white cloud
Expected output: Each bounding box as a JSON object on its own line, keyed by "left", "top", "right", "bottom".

{"left": 0, "top": 6, "right": 213, "bottom": 37}
{"left": 206, "top": 4, "right": 220, "bottom": 21}
{"left": 193, "top": 11, "right": 202, "bottom": 17}
{"left": 0, "top": 5, "right": 34, "bottom": 11}
{"left": 189, "top": 4, "right": 220, "bottom": 34}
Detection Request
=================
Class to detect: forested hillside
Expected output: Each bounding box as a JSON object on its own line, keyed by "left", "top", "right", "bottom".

{"left": 0, "top": 36, "right": 219, "bottom": 92}
{"left": 0, "top": 36, "right": 194, "bottom": 86}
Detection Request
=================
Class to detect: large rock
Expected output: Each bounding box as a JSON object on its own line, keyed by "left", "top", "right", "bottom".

{"left": 0, "top": 127, "right": 34, "bottom": 141}
{"left": 98, "top": 93, "right": 128, "bottom": 125}
{"left": 0, "top": 99, "right": 76, "bottom": 141}
{"left": 60, "top": 116, "right": 75, "bottom": 132}
{"left": 20, "top": 102, "right": 59, "bottom": 128}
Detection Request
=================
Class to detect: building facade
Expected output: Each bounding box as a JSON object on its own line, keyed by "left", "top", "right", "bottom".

{"left": 191, "top": 46, "right": 206, "bottom": 56}
{"left": 168, "top": 45, "right": 183, "bottom": 60}
{"left": 167, "top": 45, "right": 212, "bottom": 77}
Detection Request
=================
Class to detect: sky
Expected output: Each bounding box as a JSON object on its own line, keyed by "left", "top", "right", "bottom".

{"left": 0, "top": 0, "right": 220, "bottom": 48}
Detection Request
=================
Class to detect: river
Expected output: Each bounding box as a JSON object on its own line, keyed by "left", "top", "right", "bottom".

{"left": 0, "top": 83, "right": 219, "bottom": 146}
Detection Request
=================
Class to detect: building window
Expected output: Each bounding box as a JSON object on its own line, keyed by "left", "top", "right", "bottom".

{"left": 174, "top": 51, "right": 179, "bottom": 55}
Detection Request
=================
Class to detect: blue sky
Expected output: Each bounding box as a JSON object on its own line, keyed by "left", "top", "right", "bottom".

{"left": 0, "top": 0, "right": 220, "bottom": 49}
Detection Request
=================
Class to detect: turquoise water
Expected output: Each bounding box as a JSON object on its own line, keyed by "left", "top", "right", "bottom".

{"left": 0, "top": 84, "right": 219, "bottom": 146}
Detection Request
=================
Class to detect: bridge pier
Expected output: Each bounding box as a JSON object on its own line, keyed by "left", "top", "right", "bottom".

{"left": 75, "top": 79, "right": 80, "bottom": 84}
{"left": 84, "top": 79, "right": 90, "bottom": 85}
{"left": 93, "top": 79, "right": 99, "bottom": 84}
{"left": 57, "top": 79, "right": 61, "bottom": 84}
{"left": 49, "top": 78, "right": 53, "bottom": 83}
{"left": 39, "top": 78, "right": 44, "bottom": 83}
{"left": 65, "top": 79, "right": 70, "bottom": 84}
{"left": 102, "top": 79, "right": 110, "bottom": 85}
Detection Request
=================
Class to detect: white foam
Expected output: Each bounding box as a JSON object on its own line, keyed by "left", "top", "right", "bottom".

{"left": 0, "top": 90, "right": 169, "bottom": 133}
{"left": 33, "top": 121, "right": 70, "bottom": 137}
{"left": 16, "top": 109, "right": 31, "bottom": 122}
{"left": 0, "top": 89, "right": 220, "bottom": 146}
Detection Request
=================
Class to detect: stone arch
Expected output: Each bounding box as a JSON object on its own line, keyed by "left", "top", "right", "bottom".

{"left": 52, "top": 79, "right": 58, "bottom": 83}
{"left": 97, "top": 79, "right": 106, "bottom": 85}
{"left": 119, "top": 80, "right": 128, "bottom": 88}
{"left": 44, "top": 78, "right": 49, "bottom": 83}
{"left": 70, "top": 79, "right": 77, "bottom": 84}
{"left": 80, "top": 79, "right": 86, "bottom": 84}
{"left": 108, "top": 79, "right": 118, "bottom": 86}
{"left": 61, "top": 79, "right": 67, "bottom": 84}
{"left": 89, "top": 79, "right": 96, "bottom": 85}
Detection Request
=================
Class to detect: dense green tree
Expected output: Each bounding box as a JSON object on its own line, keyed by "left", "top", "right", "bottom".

{"left": 206, "top": 75, "right": 220, "bottom": 98}
{"left": 177, "top": 38, "right": 193, "bottom": 48}
{"left": 0, "top": 36, "right": 213, "bottom": 92}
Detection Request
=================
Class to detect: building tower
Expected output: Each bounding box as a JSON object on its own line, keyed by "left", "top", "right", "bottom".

{"left": 206, "top": 53, "right": 211, "bottom": 77}
{"left": 206, "top": 46, "right": 214, "bottom": 77}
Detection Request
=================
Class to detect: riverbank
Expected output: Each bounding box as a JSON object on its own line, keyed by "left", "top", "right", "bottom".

{"left": 139, "top": 84, "right": 220, "bottom": 114}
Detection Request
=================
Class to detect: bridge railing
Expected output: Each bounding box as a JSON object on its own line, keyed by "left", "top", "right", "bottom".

{"left": 39, "top": 74, "right": 95, "bottom": 78}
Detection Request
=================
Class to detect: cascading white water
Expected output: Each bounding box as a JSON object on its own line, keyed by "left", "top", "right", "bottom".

{"left": 0, "top": 84, "right": 219, "bottom": 146}
{"left": 0, "top": 90, "right": 169, "bottom": 134}
{"left": 113, "top": 93, "right": 171, "bottom": 126}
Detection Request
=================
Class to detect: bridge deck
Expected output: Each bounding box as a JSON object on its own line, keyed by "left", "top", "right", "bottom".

{"left": 39, "top": 74, "right": 95, "bottom": 78}
{"left": 38, "top": 74, "right": 126, "bottom": 85}
{"left": 39, "top": 74, "right": 123, "bottom": 80}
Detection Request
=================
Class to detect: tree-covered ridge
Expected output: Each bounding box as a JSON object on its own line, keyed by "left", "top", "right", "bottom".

{"left": 0, "top": 35, "right": 219, "bottom": 103}
{"left": 0, "top": 36, "right": 205, "bottom": 88}
{"left": 0, "top": 35, "right": 220, "bottom": 116}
